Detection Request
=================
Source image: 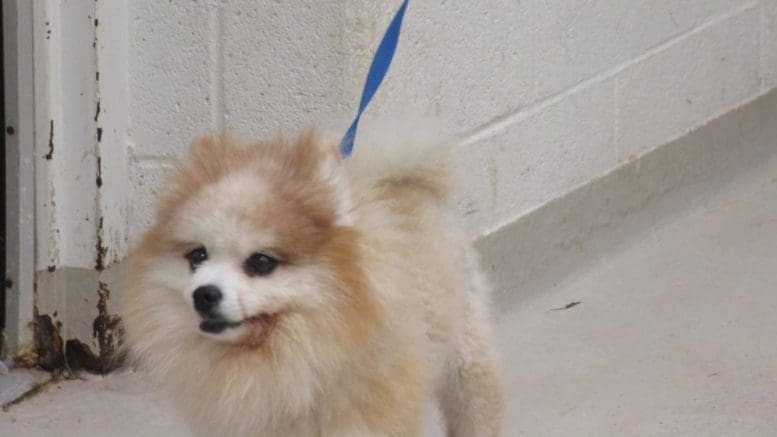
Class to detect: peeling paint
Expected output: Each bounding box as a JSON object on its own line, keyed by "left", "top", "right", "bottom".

{"left": 95, "top": 217, "right": 107, "bottom": 271}
{"left": 63, "top": 282, "right": 126, "bottom": 374}
{"left": 96, "top": 156, "right": 103, "bottom": 188}
{"left": 46, "top": 181, "right": 59, "bottom": 272}
{"left": 13, "top": 349, "right": 37, "bottom": 369}
{"left": 32, "top": 314, "right": 64, "bottom": 371}
{"left": 44, "top": 120, "right": 54, "bottom": 160}
{"left": 64, "top": 339, "right": 102, "bottom": 373}
{"left": 24, "top": 282, "right": 125, "bottom": 375}
{"left": 91, "top": 282, "right": 124, "bottom": 372}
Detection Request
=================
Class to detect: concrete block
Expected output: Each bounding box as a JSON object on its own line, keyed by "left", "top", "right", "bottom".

{"left": 527, "top": 0, "right": 742, "bottom": 101}
{"left": 128, "top": 158, "right": 173, "bottom": 243}
{"left": 457, "top": 79, "right": 616, "bottom": 236}
{"left": 221, "top": 1, "right": 350, "bottom": 138}
{"left": 128, "top": 1, "right": 211, "bottom": 157}
{"left": 365, "top": 0, "right": 742, "bottom": 158}
{"left": 366, "top": 0, "right": 535, "bottom": 138}
{"left": 366, "top": 0, "right": 739, "bottom": 140}
{"left": 616, "top": 6, "right": 761, "bottom": 160}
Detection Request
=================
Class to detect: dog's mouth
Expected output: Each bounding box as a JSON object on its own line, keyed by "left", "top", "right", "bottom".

{"left": 199, "top": 318, "right": 241, "bottom": 334}
{"left": 199, "top": 313, "right": 281, "bottom": 345}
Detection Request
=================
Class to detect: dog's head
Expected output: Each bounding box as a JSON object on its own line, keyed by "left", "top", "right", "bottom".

{"left": 123, "top": 132, "right": 382, "bottom": 375}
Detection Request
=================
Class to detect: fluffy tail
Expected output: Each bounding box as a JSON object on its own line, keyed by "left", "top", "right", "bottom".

{"left": 342, "top": 122, "right": 453, "bottom": 201}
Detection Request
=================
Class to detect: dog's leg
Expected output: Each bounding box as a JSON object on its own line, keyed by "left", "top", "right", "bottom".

{"left": 438, "top": 269, "right": 504, "bottom": 436}
{"left": 439, "top": 325, "right": 504, "bottom": 436}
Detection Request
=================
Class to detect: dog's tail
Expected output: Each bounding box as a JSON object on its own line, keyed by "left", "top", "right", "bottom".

{"left": 343, "top": 120, "right": 452, "bottom": 201}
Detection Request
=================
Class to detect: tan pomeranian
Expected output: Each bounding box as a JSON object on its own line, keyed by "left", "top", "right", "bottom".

{"left": 121, "top": 130, "right": 504, "bottom": 436}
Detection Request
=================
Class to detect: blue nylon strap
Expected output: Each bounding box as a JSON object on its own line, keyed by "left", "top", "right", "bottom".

{"left": 339, "top": 0, "right": 409, "bottom": 157}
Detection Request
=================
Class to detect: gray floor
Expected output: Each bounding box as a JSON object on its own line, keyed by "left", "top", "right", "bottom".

{"left": 2, "top": 154, "right": 776, "bottom": 436}
{"left": 498, "top": 154, "right": 777, "bottom": 436}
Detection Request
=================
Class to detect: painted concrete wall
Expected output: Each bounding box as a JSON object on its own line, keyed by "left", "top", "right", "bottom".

{"left": 10, "top": 0, "right": 777, "bottom": 359}
{"left": 369, "top": 0, "right": 773, "bottom": 235}
{"left": 124, "top": 0, "right": 777, "bottom": 245}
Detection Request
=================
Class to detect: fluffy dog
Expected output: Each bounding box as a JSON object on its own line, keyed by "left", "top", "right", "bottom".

{"left": 122, "top": 130, "right": 504, "bottom": 436}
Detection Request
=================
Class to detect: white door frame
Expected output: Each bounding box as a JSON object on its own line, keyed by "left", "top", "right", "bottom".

{"left": 3, "top": 0, "right": 131, "bottom": 361}
{"left": 3, "top": 0, "right": 36, "bottom": 357}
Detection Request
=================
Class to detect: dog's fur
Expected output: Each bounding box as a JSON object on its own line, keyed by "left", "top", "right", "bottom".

{"left": 122, "top": 131, "right": 504, "bottom": 436}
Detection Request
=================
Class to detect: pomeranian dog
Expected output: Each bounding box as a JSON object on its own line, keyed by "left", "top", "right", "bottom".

{"left": 122, "top": 130, "right": 504, "bottom": 436}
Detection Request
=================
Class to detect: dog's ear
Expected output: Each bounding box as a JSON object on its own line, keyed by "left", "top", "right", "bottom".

{"left": 183, "top": 134, "right": 241, "bottom": 182}
{"left": 318, "top": 141, "right": 354, "bottom": 227}
{"left": 183, "top": 134, "right": 219, "bottom": 180}
{"left": 189, "top": 134, "right": 212, "bottom": 154}
{"left": 185, "top": 134, "right": 221, "bottom": 170}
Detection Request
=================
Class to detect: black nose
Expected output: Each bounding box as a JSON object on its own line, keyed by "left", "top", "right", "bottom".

{"left": 192, "top": 285, "right": 222, "bottom": 315}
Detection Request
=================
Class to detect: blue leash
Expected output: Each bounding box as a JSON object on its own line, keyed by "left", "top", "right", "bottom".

{"left": 339, "top": 0, "right": 409, "bottom": 157}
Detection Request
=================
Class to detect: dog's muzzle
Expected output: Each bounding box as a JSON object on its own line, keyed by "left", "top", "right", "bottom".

{"left": 192, "top": 284, "right": 239, "bottom": 333}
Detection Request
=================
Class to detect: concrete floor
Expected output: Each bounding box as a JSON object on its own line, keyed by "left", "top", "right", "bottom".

{"left": 497, "top": 155, "right": 777, "bottom": 436}
{"left": 2, "top": 154, "right": 777, "bottom": 436}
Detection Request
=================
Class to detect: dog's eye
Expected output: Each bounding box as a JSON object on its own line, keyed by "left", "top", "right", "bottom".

{"left": 244, "top": 252, "right": 279, "bottom": 277}
{"left": 184, "top": 246, "right": 208, "bottom": 270}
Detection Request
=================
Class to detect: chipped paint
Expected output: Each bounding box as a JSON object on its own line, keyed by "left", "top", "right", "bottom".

{"left": 64, "top": 339, "right": 102, "bottom": 373}
{"left": 96, "top": 156, "right": 103, "bottom": 187}
{"left": 90, "top": 282, "right": 124, "bottom": 372}
{"left": 65, "top": 282, "right": 125, "bottom": 374}
{"left": 93, "top": 1, "right": 107, "bottom": 272}
{"left": 94, "top": 98, "right": 101, "bottom": 122}
{"left": 32, "top": 314, "right": 64, "bottom": 371}
{"left": 95, "top": 217, "right": 107, "bottom": 271}
{"left": 23, "top": 276, "right": 125, "bottom": 375}
{"left": 44, "top": 120, "right": 54, "bottom": 160}
{"left": 46, "top": 180, "right": 59, "bottom": 271}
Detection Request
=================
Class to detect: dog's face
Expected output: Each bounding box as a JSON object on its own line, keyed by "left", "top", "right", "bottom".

{"left": 124, "top": 133, "right": 381, "bottom": 363}
{"left": 172, "top": 167, "right": 326, "bottom": 346}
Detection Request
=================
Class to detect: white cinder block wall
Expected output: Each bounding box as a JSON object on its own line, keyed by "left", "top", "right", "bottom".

{"left": 11, "top": 0, "right": 777, "bottom": 355}
{"left": 124, "top": 0, "right": 776, "bottom": 243}
{"left": 367, "top": 0, "right": 773, "bottom": 235}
